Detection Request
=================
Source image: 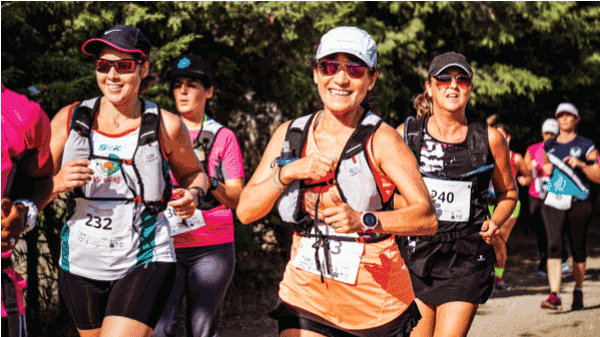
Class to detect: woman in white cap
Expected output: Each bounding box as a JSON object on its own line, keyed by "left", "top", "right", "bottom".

{"left": 237, "top": 26, "right": 437, "bottom": 336}
{"left": 396, "top": 52, "right": 517, "bottom": 337}
{"left": 522, "top": 118, "right": 568, "bottom": 277}
{"left": 47, "top": 25, "right": 209, "bottom": 337}
{"left": 540, "top": 102, "right": 600, "bottom": 311}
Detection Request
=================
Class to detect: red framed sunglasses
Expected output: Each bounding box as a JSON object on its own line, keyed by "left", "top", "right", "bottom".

{"left": 95, "top": 59, "right": 141, "bottom": 74}
{"left": 434, "top": 74, "right": 472, "bottom": 90}
{"left": 318, "top": 59, "right": 368, "bottom": 79}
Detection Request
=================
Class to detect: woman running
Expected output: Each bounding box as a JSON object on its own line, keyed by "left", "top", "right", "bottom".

{"left": 48, "top": 25, "right": 210, "bottom": 337}
{"left": 152, "top": 54, "right": 245, "bottom": 337}
{"left": 237, "top": 26, "right": 437, "bottom": 337}
{"left": 487, "top": 122, "right": 529, "bottom": 290}
{"left": 522, "top": 118, "right": 563, "bottom": 277}
{"left": 396, "top": 52, "right": 517, "bottom": 337}
{"left": 540, "top": 102, "right": 600, "bottom": 311}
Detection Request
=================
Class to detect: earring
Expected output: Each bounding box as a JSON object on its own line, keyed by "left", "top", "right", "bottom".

{"left": 368, "top": 86, "right": 372, "bottom": 90}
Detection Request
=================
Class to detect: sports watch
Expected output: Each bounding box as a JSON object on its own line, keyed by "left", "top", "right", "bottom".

{"left": 361, "top": 211, "right": 378, "bottom": 233}
{"left": 208, "top": 177, "right": 219, "bottom": 192}
{"left": 188, "top": 186, "right": 206, "bottom": 204}
{"left": 13, "top": 199, "right": 38, "bottom": 234}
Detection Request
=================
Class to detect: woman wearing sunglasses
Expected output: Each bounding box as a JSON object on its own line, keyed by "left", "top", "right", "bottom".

{"left": 396, "top": 52, "right": 517, "bottom": 337}
{"left": 236, "top": 26, "right": 437, "bottom": 337}
{"left": 151, "top": 54, "right": 245, "bottom": 337}
{"left": 539, "top": 103, "right": 600, "bottom": 311}
{"left": 47, "top": 25, "right": 209, "bottom": 337}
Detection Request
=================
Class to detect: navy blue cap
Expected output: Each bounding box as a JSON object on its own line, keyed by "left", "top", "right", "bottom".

{"left": 82, "top": 24, "right": 151, "bottom": 60}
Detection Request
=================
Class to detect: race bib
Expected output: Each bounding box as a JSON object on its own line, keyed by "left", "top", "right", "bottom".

{"left": 291, "top": 225, "right": 364, "bottom": 284}
{"left": 164, "top": 206, "right": 206, "bottom": 236}
{"left": 70, "top": 200, "right": 133, "bottom": 250}
{"left": 423, "top": 177, "right": 472, "bottom": 222}
{"left": 544, "top": 192, "right": 572, "bottom": 211}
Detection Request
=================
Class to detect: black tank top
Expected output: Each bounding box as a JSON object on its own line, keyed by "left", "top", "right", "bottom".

{"left": 401, "top": 126, "right": 496, "bottom": 278}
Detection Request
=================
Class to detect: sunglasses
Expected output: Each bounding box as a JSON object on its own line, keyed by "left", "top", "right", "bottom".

{"left": 434, "top": 74, "right": 472, "bottom": 90}
{"left": 318, "top": 59, "right": 368, "bottom": 79}
{"left": 95, "top": 59, "right": 141, "bottom": 74}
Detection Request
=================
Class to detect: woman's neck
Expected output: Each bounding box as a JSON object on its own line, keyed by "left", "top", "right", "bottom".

{"left": 319, "top": 107, "right": 364, "bottom": 134}
{"left": 428, "top": 108, "right": 468, "bottom": 143}
{"left": 181, "top": 110, "right": 206, "bottom": 131}
{"left": 101, "top": 96, "right": 141, "bottom": 123}
{"left": 557, "top": 130, "right": 577, "bottom": 143}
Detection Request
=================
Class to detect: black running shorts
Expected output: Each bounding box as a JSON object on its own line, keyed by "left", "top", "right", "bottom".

{"left": 58, "top": 262, "right": 175, "bottom": 330}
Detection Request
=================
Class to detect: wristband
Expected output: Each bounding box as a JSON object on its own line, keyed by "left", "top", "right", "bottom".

{"left": 272, "top": 173, "right": 285, "bottom": 192}
{"left": 13, "top": 199, "right": 38, "bottom": 234}
{"left": 277, "top": 167, "right": 290, "bottom": 187}
{"left": 188, "top": 186, "right": 206, "bottom": 204}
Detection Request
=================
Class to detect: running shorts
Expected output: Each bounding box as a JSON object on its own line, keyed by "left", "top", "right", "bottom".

{"left": 269, "top": 299, "right": 421, "bottom": 337}
{"left": 58, "top": 262, "right": 175, "bottom": 330}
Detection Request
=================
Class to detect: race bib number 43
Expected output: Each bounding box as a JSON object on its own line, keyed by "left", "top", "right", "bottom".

{"left": 423, "top": 177, "right": 472, "bottom": 222}
{"left": 291, "top": 226, "right": 364, "bottom": 284}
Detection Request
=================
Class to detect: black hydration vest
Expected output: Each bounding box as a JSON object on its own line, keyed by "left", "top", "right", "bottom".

{"left": 191, "top": 115, "right": 225, "bottom": 210}
{"left": 400, "top": 116, "right": 496, "bottom": 278}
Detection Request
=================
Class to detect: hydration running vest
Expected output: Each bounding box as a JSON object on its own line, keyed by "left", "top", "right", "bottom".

{"left": 401, "top": 116, "right": 496, "bottom": 278}
{"left": 277, "top": 111, "right": 393, "bottom": 242}
{"left": 191, "top": 115, "right": 225, "bottom": 210}
{"left": 62, "top": 96, "right": 171, "bottom": 215}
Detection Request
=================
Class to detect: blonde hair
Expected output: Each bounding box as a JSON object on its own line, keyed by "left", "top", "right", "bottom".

{"left": 413, "top": 89, "right": 433, "bottom": 118}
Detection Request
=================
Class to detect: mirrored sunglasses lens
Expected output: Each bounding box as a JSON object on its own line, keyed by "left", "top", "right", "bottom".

{"left": 436, "top": 76, "right": 452, "bottom": 86}
{"left": 347, "top": 64, "right": 367, "bottom": 79}
{"left": 96, "top": 60, "right": 110, "bottom": 73}
{"left": 115, "top": 60, "right": 135, "bottom": 73}
{"left": 457, "top": 77, "right": 472, "bottom": 88}
{"left": 320, "top": 61, "right": 340, "bottom": 76}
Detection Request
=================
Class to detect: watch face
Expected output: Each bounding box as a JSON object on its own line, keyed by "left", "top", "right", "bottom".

{"left": 211, "top": 178, "right": 218, "bottom": 190}
{"left": 363, "top": 213, "right": 377, "bottom": 228}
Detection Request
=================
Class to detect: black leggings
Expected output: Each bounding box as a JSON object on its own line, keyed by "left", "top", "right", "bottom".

{"left": 541, "top": 200, "right": 593, "bottom": 263}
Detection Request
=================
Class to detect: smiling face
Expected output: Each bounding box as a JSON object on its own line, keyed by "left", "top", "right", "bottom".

{"left": 96, "top": 46, "right": 149, "bottom": 107}
{"left": 173, "top": 77, "right": 213, "bottom": 118}
{"left": 313, "top": 53, "right": 378, "bottom": 116}
{"left": 426, "top": 67, "right": 472, "bottom": 114}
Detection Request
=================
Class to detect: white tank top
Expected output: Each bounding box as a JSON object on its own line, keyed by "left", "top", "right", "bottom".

{"left": 60, "top": 128, "right": 175, "bottom": 281}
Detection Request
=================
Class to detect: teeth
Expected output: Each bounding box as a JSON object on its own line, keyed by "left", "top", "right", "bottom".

{"left": 108, "top": 85, "right": 121, "bottom": 90}
{"left": 329, "top": 89, "right": 350, "bottom": 96}
{"left": 448, "top": 94, "right": 458, "bottom": 98}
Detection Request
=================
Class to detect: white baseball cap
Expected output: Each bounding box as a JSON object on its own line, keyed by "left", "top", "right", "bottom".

{"left": 555, "top": 102, "right": 579, "bottom": 118}
{"left": 315, "top": 26, "right": 377, "bottom": 69}
{"left": 541, "top": 118, "right": 559, "bottom": 134}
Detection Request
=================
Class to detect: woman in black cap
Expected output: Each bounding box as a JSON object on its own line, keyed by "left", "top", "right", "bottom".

{"left": 396, "top": 52, "right": 517, "bottom": 337}
{"left": 47, "top": 25, "right": 209, "bottom": 337}
{"left": 152, "top": 54, "right": 245, "bottom": 337}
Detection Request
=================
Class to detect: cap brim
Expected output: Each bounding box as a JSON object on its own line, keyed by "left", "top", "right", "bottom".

{"left": 432, "top": 63, "right": 472, "bottom": 77}
{"left": 81, "top": 38, "right": 148, "bottom": 60}
{"left": 316, "top": 48, "right": 375, "bottom": 69}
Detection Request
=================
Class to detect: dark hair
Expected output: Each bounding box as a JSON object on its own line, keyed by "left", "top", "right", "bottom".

{"left": 139, "top": 57, "right": 156, "bottom": 95}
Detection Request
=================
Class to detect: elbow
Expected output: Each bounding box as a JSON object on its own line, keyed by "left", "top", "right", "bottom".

{"left": 235, "top": 206, "right": 252, "bottom": 225}
{"left": 422, "top": 210, "right": 438, "bottom": 235}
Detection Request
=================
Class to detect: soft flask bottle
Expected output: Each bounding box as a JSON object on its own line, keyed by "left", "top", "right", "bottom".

{"left": 276, "top": 141, "right": 298, "bottom": 167}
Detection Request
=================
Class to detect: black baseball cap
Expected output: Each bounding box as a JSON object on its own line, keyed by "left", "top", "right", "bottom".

{"left": 82, "top": 24, "right": 151, "bottom": 60}
{"left": 167, "top": 53, "right": 212, "bottom": 87}
{"left": 428, "top": 51, "right": 472, "bottom": 77}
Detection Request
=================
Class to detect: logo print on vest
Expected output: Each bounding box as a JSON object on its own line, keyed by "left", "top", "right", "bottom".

{"left": 99, "top": 154, "right": 121, "bottom": 176}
